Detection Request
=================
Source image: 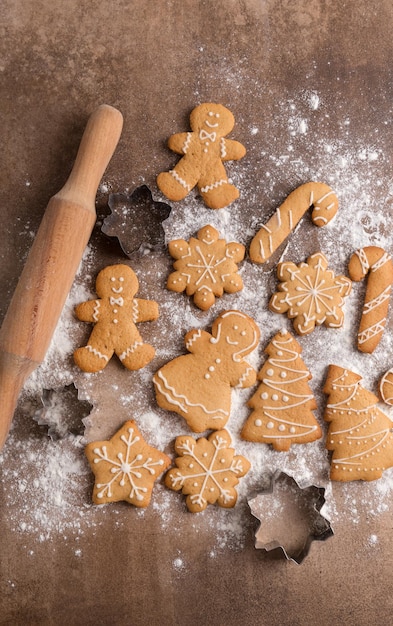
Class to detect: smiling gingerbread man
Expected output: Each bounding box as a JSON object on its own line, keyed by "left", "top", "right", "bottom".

{"left": 74, "top": 264, "right": 159, "bottom": 373}
{"left": 157, "top": 103, "right": 246, "bottom": 209}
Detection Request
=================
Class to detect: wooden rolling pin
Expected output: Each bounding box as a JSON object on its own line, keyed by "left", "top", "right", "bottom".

{"left": 0, "top": 104, "right": 123, "bottom": 450}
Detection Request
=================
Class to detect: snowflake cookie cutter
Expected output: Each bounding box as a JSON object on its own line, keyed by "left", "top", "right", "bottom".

{"left": 33, "top": 383, "right": 92, "bottom": 443}
{"left": 248, "top": 471, "right": 333, "bottom": 564}
{"left": 102, "top": 185, "right": 172, "bottom": 256}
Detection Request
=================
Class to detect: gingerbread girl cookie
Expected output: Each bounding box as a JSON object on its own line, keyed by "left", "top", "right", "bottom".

{"left": 157, "top": 103, "right": 246, "bottom": 209}
{"left": 74, "top": 264, "right": 159, "bottom": 373}
{"left": 153, "top": 310, "right": 260, "bottom": 432}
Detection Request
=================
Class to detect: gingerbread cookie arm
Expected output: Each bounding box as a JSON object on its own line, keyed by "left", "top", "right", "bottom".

{"left": 184, "top": 329, "right": 212, "bottom": 353}
{"left": 220, "top": 138, "right": 246, "bottom": 161}
{"left": 133, "top": 298, "right": 159, "bottom": 323}
{"left": 167, "top": 132, "right": 192, "bottom": 155}
{"left": 230, "top": 362, "right": 257, "bottom": 389}
{"left": 348, "top": 246, "right": 393, "bottom": 353}
{"left": 249, "top": 182, "right": 339, "bottom": 264}
{"left": 75, "top": 299, "right": 101, "bottom": 323}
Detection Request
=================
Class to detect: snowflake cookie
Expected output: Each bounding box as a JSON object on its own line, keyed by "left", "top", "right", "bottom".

{"left": 167, "top": 225, "right": 245, "bottom": 310}
{"left": 85, "top": 421, "right": 170, "bottom": 506}
{"left": 269, "top": 252, "right": 352, "bottom": 335}
{"left": 165, "top": 430, "right": 250, "bottom": 512}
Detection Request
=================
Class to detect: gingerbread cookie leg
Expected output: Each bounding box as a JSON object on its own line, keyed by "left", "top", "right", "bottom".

{"left": 198, "top": 162, "right": 239, "bottom": 210}
{"left": 116, "top": 339, "right": 155, "bottom": 371}
{"left": 249, "top": 182, "right": 339, "bottom": 264}
{"left": 157, "top": 162, "right": 200, "bottom": 203}
{"left": 348, "top": 247, "right": 393, "bottom": 353}
{"left": 74, "top": 329, "right": 113, "bottom": 373}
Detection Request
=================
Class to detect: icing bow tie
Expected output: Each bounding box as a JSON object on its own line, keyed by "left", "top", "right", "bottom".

{"left": 199, "top": 129, "right": 216, "bottom": 142}
{"left": 110, "top": 296, "right": 124, "bottom": 306}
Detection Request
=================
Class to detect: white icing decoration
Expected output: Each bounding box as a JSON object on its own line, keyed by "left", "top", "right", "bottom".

{"left": 119, "top": 341, "right": 143, "bottom": 361}
{"left": 170, "top": 434, "right": 244, "bottom": 509}
{"left": 154, "top": 370, "right": 228, "bottom": 419}
{"left": 92, "top": 427, "right": 164, "bottom": 501}
{"left": 85, "top": 345, "right": 109, "bottom": 362}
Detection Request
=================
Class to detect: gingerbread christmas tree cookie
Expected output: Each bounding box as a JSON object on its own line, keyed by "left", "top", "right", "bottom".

{"left": 165, "top": 429, "right": 250, "bottom": 512}
{"left": 241, "top": 329, "right": 321, "bottom": 451}
{"left": 153, "top": 310, "right": 260, "bottom": 432}
{"left": 85, "top": 421, "right": 170, "bottom": 506}
{"left": 167, "top": 225, "right": 245, "bottom": 310}
{"left": 324, "top": 365, "right": 393, "bottom": 481}
{"left": 269, "top": 252, "right": 352, "bottom": 335}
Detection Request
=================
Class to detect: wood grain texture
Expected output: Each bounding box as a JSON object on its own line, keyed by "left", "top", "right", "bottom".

{"left": 0, "top": 104, "right": 123, "bottom": 449}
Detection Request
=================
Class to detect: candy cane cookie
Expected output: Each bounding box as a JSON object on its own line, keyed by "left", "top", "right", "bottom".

{"left": 249, "top": 182, "right": 338, "bottom": 263}
{"left": 348, "top": 246, "right": 393, "bottom": 353}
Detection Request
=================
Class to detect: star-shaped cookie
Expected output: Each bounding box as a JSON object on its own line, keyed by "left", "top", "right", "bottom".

{"left": 85, "top": 420, "right": 171, "bottom": 507}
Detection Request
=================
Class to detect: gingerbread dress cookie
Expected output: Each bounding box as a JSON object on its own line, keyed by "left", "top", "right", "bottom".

{"left": 74, "top": 264, "right": 159, "bottom": 373}
{"left": 153, "top": 310, "right": 260, "bottom": 432}
{"left": 157, "top": 103, "right": 246, "bottom": 209}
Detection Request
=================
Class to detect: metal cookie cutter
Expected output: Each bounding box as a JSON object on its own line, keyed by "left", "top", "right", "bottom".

{"left": 248, "top": 471, "right": 334, "bottom": 564}
{"left": 102, "top": 185, "right": 172, "bottom": 256}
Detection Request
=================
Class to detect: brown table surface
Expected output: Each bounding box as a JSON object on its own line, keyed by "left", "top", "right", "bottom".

{"left": 1, "top": 1, "right": 393, "bottom": 624}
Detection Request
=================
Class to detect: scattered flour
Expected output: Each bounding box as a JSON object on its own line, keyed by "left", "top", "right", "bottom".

{"left": 1, "top": 88, "right": 393, "bottom": 558}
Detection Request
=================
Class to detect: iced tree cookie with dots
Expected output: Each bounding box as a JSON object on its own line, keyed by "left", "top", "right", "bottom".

{"left": 249, "top": 182, "right": 339, "bottom": 264}
{"left": 269, "top": 252, "right": 352, "bottom": 335}
{"left": 324, "top": 365, "right": 393, "bottom": 482}
{"left": 74, "top": 264, "right": 159, "bottom": 373}
{"left": 165, "top": 429, "right": 250, "bottom": 512}
{"left": 241, "top": 329, "right": 321, "bottom": 451}
{"left": 153, "top": 310, "right": 260, "bottom": 432}
{"left": 157, "top": 103, "right": 246, "bottom": 209}
{"left": 166, "top": 224, "right": 245, "bottom": 310}
{"left": 85, "top": 421, "right": 170, "bottom": 506}
{"left": 348, "top": 246, "right": 393, "bottom": 353}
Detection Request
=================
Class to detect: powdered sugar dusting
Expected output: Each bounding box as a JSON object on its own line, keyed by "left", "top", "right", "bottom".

{"left": 1, "top": 89, "right": 393, "bottom": 557}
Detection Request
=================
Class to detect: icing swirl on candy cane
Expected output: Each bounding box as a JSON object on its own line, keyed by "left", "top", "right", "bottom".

{"left": 249, "top": 182, "right": 339, "bottom": 264}
{"left": 348, "top": 246, "right": 393, "bottom": 353}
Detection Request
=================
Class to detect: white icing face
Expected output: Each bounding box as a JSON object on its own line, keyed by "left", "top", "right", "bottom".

{"left": 95, "top": 265, "right": 139, "bottom": 299}
{"left": 205, "top": 111, "right": 220, "bottom": 128}
{"left": 111, "top": 276, "right": 124, "bottom": 294}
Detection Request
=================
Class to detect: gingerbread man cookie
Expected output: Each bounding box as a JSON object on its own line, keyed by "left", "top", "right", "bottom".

{"left": 153, "top": 310, "right": 260, "bottom": 432}
{"left": 74, "top": 264, "right": 159, "bottom": 372}
{"left": 157, "top": 103, "right": 246, "bottom": 209}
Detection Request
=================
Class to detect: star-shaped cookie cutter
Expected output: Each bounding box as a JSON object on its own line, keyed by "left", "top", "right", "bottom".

{"left": 248, "top": 471, "right": 333, "bottom": 564}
